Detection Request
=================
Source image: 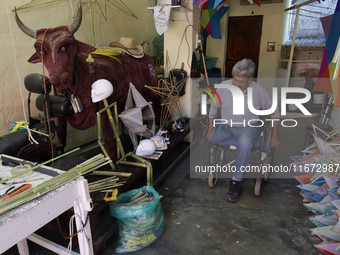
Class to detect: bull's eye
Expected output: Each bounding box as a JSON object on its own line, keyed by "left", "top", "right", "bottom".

{"left": 58, "top": 45, "right": 69, "bottom": 53}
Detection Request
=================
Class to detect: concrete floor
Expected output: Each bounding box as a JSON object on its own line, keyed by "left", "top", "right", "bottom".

{"left": 4, "top": 116, "right": 324, "bottom": 255}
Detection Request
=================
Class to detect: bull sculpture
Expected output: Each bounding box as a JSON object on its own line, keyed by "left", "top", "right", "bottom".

{"left": 14, "top": 2, "right": 160, "bottom": 158}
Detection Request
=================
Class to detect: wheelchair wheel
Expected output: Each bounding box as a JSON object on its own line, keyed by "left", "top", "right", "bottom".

{"left": 208, "top": 143, "right": 222, "bottom": 187}
{"left": 196, "top": 103, "right": 211, "bottom": 143}
{"left": 254, "top": 179, "right": 263, "bottom": 196}
{"left": 208, "top": 172, "right": 218, "bottom": 187}
{"left": 263, "top": 127, "right": 273, "bottom": 152}
{"left": 209, "top": 143, "right": 223, "bottom": 165}
{"left": 262, "top": 127, "right": 274, "bottom": 181}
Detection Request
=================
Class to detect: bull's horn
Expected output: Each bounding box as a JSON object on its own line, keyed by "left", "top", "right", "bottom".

{"left": 14, "top": 7, "right": 37, "bottom": 39}
{"left": 68, "top": 0, "right": 82, "bottom": 34}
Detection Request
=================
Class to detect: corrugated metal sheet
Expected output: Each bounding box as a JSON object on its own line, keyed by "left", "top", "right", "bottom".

{"left": 282, "top": 38, "right": 325, "bottom": 47}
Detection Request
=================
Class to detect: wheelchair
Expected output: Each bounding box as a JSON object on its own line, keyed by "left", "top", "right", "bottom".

{"left": 208, "top": 118, "right": 275, "bottom": 196}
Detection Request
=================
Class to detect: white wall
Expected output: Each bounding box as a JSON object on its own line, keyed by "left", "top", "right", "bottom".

{"left": 163, "top": 1, "right": 198, "bottom": 120}
{"left": 204, "top": 0, "right": 285, "bottom": 94}
{"left": 0, "top": 0, "right": 158, "bottom": 149}
{"left": 205, "top": 12, "right": 229, "bottom": 76}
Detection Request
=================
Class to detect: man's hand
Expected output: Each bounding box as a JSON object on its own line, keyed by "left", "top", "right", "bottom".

{"left": 206, "top": 128, "right": 213, "bottom": 140}
{"left": 271, "top": 133, "right": 281, "bottom": 148}
{"left": 271, "top": 118, "right": 281, "bottom": 148}
{"left": 207, "top": 118, "right": 214, "bottom": 140}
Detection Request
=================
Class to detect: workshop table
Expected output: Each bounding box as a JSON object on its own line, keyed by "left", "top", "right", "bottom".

{"left": 0, "top": 154, "right": 94, "bottom": 255}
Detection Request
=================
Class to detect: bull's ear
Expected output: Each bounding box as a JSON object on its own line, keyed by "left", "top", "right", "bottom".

{"left": 28, "top": 52, "right": 42, "bottom": 63}
{"left": 76, "top": 40, "right": 96, "bottom": 53}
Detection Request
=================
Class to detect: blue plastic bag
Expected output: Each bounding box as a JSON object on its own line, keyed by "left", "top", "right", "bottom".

{"left": 110, "top": 185, "right": 166, "bottom": 253}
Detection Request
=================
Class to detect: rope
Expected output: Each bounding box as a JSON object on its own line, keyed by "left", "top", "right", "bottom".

{"left": 15, "top": 0, "right": 66, "bottom": 11}
{"left": 173, "top": 24, "right": 204, "bottom": 69}
{"left": 41, "top": 28, "right": 55, "bottom": 165}
{"left": 107, "top": 0, "right": 137, "bottom": 19}
{"left": 5, "top": 1, "right": 40, "bottom": 145}
{"left": 5, "top": 2, "right": 28, "bottom": 124}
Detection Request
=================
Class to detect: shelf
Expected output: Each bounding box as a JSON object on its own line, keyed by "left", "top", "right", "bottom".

{"left": 148, "top": 5, "right": 193, "bottom": 13}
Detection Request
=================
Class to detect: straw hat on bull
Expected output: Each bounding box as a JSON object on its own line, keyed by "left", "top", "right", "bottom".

{"left": 109, "top": 37, "right": 144, "bottom": 58}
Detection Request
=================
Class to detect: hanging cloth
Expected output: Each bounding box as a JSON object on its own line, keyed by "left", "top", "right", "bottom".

{"left": 154, "top": 5, "right": 171, "bottom": 35}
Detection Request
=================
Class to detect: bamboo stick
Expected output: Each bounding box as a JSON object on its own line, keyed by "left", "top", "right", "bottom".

{"left": 89, "top": 182, "right": 121, "bottom": 190}
{"left": 92, "top": 171, "right": 131, "bottom": 177}
{"left": 89, "top": 184, "right": 124, "bottom": 193}
{"left": 0, "top": 148, "right": 80, "bottom": 185}
{"left": 118, "top": 161, "right": 146, "bottom": 168}
{"left": 130, "top": 154, "right": 151, "bottom": 166}
{"left": 114, "top": 103, "right": 120, "bottom": 159}
{"left": 88, "top": 180, "right": 120, "bottom": 189}
{"left": 102, "top": 99, "right": 126, "bottom": 159}
{"left": 88, "top": 176, "right": 119, "bottom": 186}
{"left": 79, "top": 154, "right": 105, "bottom": 166}
{"left": 90, "top": 180, "right": 120, "bottom": 187}
{"left": 130, "top": 190, "right": 144, "bottom": 201}
{"left": 0, "top": 160, "right": 109, "bottom": 214}
{"left": 0, "top": 155, "right": 111, "bottom": 215}
{"left": 97, "top": 113, "right": 116, "bottom": 169}
{"left": 0, "top": 156, "right": 108, "bottom": 213}
{"left": 89, "top": 182, "right": 121, "bottom": 189}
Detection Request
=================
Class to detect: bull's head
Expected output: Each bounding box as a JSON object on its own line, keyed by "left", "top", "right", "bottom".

{"left": 14, "top": 1, "right": 95, "bottom": 89}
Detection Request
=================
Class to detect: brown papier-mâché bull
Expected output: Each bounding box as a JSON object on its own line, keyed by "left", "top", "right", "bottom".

{"left": 14, "top": 2, "right": 160, "bottom": 159}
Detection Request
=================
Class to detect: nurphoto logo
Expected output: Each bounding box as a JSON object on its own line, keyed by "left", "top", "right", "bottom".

{"left": 199, "top": 84, "right": 312, "bottom": 127}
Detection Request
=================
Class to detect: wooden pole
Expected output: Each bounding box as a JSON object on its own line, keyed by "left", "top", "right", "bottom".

{"left": 285, "top": 7, "right": 300, "bottom": 88}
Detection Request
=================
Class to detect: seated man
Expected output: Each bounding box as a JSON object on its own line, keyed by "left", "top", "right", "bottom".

{"left": 206, "top": 58, "right": 281, "bottom": 203}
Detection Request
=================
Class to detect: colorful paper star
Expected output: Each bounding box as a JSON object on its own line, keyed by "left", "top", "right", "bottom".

{"left": 200, "top": 1, "right": 229, "bottom": 39}
{"left": 314, "top": 0, "right": 340, "bottom": 106}
{"left": 213, "top": 0, "right": 224, "bottom": 8}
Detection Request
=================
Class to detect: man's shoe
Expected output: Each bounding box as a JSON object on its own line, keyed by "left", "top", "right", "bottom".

{"left": 226, "top": 180, "right": 241, "bottom": 203}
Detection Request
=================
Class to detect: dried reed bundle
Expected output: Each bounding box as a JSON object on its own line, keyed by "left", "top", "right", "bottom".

{"left": 0, "top": 154, "right": 111, "bottom": 215}
{"left": 88, "top": 176, "right": 125, "bottom": 193}
{"left": 0, "top": 148, "right": 80, "bottom": 185}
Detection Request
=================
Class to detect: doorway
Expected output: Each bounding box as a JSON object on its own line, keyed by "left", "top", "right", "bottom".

{"left": 225, "top": 16, "right": 263, "bottom": 78}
